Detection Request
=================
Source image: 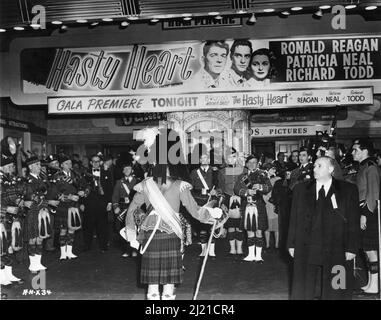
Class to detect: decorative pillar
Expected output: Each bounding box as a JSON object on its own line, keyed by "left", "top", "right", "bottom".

{"left": 167, "top": 110, "right": 250, "bottom": 159}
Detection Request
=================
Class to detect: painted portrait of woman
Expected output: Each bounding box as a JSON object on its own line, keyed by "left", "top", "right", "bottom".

{"left": 247, "top": 48, "right": 277, "bottom": 88}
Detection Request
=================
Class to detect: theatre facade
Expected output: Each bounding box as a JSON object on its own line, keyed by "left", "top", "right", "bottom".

{"left": 1, "top": 6, "right": 381, "bottom": 160}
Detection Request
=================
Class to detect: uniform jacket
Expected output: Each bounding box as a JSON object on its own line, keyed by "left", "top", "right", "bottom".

{"left": 52, "top": 169, "right": 87, "bottom": 208}
{"left": 190, "top": 166, "right": 221, "bottom": 206}
{"left": 289, "top": 163, "right": 314, "bottom": 190}
{"left": 0, "top": 173, "right": 25, "bottom": 219}
{"left": 355, "top": 157, "right": 381, "bottom": 213}
{"left": 234, "top": 168, "right": 272, "bottom": 218}
{"left": 112, "top": 176, "right": 137, "bottom": 210}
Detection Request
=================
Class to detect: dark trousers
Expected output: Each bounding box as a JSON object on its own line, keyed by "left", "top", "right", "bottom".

{"left": 83, "top": 195, "right": 108, "bottom": 250}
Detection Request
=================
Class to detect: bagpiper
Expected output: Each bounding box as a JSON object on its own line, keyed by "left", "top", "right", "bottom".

{"left": 218, "top": 148, "right": 244, "bottom": 256}
{"left": 0, "top": 138, "right": 25, "bottom": 289}
{"left": 53, "top": 155, "right": 87, "bottom": 261}
{"left": 234, "top": 155, "right": 272, "bottom": 263}
{"left": 42, "top": 154, "right": 61, "bottom": 252}
{"left": 24, "top": 155, "right": 54, "bottom": 273}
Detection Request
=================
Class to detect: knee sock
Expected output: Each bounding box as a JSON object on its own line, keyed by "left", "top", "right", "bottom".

{"left": 59, "top": 234, "right": 67, "bottom": 247}
{"left": 66, "top": 233, "right": 75, "bottom": 246}
{"left": 247, "top": 237, "right": 255, "bottom": 247}
{"left": 28, "top": 243, "right": 36, "bottom": 256}
{"left": 256, "top": 237, "right": 265, "bottom": 248}
{"left": 35, "top": 243, "right": 43, "bottom": 255}
{"left": 200, "top": 232, "right": 208, "bottom": 244}
{"left": 369, "top": 261, "right": 379, "bottom": 274}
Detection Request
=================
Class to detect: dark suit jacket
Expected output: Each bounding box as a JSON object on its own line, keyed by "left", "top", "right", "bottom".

{"left": 86, "top": 169, "right": 114, "bottom": 203}
{"left": 287, "top": 178, "right": 360, "bottom": 300}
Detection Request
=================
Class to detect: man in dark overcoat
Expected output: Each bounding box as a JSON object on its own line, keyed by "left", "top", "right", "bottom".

{"left": 287, "top": 156, "right": 360, "bottom": 300}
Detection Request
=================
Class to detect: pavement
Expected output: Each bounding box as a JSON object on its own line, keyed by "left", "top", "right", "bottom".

{"left": 1, "top": 235, "right": 379, "bottom": 300}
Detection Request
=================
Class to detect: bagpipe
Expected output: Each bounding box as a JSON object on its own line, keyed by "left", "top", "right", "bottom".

{"left": 304, "top": 106, "right": 358, "bottom": 180}
{"left": 240, "top": 173, "right": 265, "bottom": 202}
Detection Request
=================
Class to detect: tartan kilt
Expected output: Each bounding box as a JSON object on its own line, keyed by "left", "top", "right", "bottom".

{"left": 140, "top": 231, "right": 183, "bottom": 285}
{"left": 241, "top": 201, "right": 268, "bottom": 231}
{"left": 225, "top": 217, "right": 241, "bottom": 228}
{"left": 361, "top": 205, "right": 379, "bottom": 251}
{"left": 55, "top": 205, "right": 69, "bottom": 229}
{"left": 24, "top": 205, "right": 39, "bottom": 240}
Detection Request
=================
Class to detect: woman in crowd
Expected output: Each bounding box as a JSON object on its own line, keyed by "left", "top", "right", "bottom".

{"left": 263, "top": 164, "right": 281, "bottom": 252}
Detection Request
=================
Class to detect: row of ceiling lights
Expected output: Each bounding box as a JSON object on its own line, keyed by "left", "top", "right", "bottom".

{"left": 0, "top": 4, "right": 379, "bottom": 33}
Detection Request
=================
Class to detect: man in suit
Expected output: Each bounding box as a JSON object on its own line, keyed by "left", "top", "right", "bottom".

{"left": 289, "top": 147, "right": 314, "bottom": 190}
{"left": 83, "top": 154, "right": 114, "bottom": 252}
{"left": 287, "top": 156, "right": 360, "bottom": 299}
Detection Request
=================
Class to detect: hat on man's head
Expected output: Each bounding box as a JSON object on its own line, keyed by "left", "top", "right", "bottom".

{"left": 26, "top": 155, "right": 40, "bottom": 166}
{"left": 0, "top": 153, "right": 14, "bottom": 167}
{"left": 142, "top": 128, "right": 189, "bottom": 184}
{"left": 245, "top": 154, "right": 259, "bottom": 164}
{"left": 46, "top": 154, "right": 59, "bottom": 163}
{"left": 58, "top": 154, "right": 71, "bottom": 165}
{"left": 121, "top": 160, "right": 133, "bottom": 169}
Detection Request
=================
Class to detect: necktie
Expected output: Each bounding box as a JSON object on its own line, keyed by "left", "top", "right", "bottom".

{"left": 318, "top": 185, "right": 325, "bottom": 201}
{"left": 93, "top": 169, "right": 100, "bottom": 172}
